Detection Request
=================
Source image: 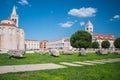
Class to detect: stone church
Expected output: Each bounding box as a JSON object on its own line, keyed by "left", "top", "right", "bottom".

{"left": 0, "top": 6, "right": 25, "bottom": 53}
{"left": 85, "top": 20, "right": 115, "bottom": 49}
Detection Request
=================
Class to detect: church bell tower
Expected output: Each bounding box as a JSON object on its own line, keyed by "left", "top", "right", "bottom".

{"left": 85, "top": 20, "right": 93, "bottom": 35}
{"left": 10, "top": 6, "right": 18, "bottom": 27}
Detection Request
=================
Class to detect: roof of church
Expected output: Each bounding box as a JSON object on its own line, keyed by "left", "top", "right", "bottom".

{"left": 86, "top": 20, "right": 93, "bottom": 26}
{"left": 11, "top": 6, "right": 17, "bottom": 15}
{"left": 0, "top": 23, "right": 16, "bottom": 27}
{"left": 5, "top": 18, "right": 13, "bottom": 21}
{"left": 93, "top": 34, "right": 115, "bottom": 41}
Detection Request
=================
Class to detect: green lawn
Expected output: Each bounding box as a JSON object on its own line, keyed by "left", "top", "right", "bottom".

{"left": 0, "top": 53, "right": 120, "bottom": 66}
{"left": 0, "top": 53, "right": 120, "bottom": 80}
{"left": 0, "top": 62, "right": 120, "bottom": 80}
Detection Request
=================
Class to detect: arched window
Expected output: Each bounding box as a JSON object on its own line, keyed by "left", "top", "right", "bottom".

{"left": 87, "top": 28, "right": 88, "bottom": 30}
{"left": 12, "top": 19, "right": 14, "bottom": 21}
{"left": 15, "top": 19, "right": 17, "bottom": 23}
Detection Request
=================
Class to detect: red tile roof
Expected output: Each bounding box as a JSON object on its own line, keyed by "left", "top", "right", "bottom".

{"left": 93, "top": 34, "right": 115, "bottom": 41}
{"left": 65, "top": 38, "right": 70, "bottom": 41}
{"left": 25, "top": 39, "right": 39, "bottom": 41}
{"left": 0, "top": 23, "right": 16, "bottom": 27}
{"left": 5, "top": 18, "right": 12, "bottom": 21}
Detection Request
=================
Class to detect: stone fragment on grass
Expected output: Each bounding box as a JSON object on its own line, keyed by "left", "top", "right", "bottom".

{"left": 79, "top": 48, "right": 86, "bottom": 56}
{"left": 49, "top": 49, "right": 60, "bottom": 57}
{"left": 8, "top": 50, "right": 25, "bottom": 58}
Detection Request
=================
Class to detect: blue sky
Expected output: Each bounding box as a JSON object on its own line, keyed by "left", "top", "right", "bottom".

{"left": 0, "top": 0, "right": 120, "bottom": 40}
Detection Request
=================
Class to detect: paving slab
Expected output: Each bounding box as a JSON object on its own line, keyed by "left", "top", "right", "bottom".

{"left": 0, "top": 63, "right": 66, "bottom": 74}
{"left": 73, "top": 62, "right": 94, "bottom": 65}
{"left": 60, "top": 62, "right": 82, "bottom": 67}
{"left": 101, "top": 60, "right": 120, "bottom": 63}
{"left": 84, "top": 61, "right": 105, "bottom": 64}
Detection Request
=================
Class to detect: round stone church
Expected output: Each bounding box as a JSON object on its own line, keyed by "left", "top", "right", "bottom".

{"left": 0, "top": 6, "right": 24, "bottom": 53}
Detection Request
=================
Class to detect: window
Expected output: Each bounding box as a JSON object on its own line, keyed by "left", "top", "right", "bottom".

{"left": 87, "top": 28, "right": 88, "bottom": 30}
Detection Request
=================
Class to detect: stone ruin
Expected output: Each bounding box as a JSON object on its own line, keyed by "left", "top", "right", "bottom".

{"left": 49, "top": 49, "right": 60, "bottom": 57}
{"left": 79, "top": 48, "right": 86, "bottom": 56}
{"left": 8, "top": 50, "right": 25, "bottom": 58}
{"left": 95, "top": 49, "right": 108, "bottom": 55}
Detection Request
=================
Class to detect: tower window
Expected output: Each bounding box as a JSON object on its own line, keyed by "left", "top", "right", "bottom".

{"left": 15, "top": 19, "right": 17, "bottom": 23}
{"left": 12, "top": 19, "right": 14, "bottom": 21}
{"left": 87, "top": 28, "right": 88, "bottom": 30}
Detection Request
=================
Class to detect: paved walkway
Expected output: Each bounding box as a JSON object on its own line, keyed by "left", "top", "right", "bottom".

{"left": 0, "top": 63, "right": 66, "bottom": 74}
{"left": 0, "top": 58, "right": 120, "bottom": 74}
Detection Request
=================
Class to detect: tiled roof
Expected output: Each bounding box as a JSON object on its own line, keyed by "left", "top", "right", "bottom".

{"left": 25, "top": 39, "right": 39, "bottom": 41}
{"left": 64, "top": 38, "right": 70, "bottom": 41}
{"left": 5, "top": 18, "right": 12, "bottom": 21}
{"left": 0, "top": 23, "right": 16, "bottom": 27}
{"left": 93, "top": 34, "right": 115, "bottom": 41}
{"left": 41, "top": 40, "right": 48, "bottom": 42}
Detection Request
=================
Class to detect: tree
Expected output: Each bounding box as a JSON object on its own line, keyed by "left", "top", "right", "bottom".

{"left": 92, "top": 42, "right": 99, "bottom": 49}
{"left": 114, "top": 38, "right": 120, "bottom": 49}
{"left": 101, "top": 40, "right": 110, "bottom": 49}
{"left": 70, "top": 30, "right": 92, "bottom": 50}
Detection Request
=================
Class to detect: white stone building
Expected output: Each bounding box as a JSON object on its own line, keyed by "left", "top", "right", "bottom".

{"left": 85, "top": 20, "right": 115, "bottom": 49}
{"left": 46, "top": 38, "right": 72, "bottom": 50}
{"left": 25, "top": 39, "right": 40, "bottom": 50}
{"left": 0, "top": 6, "right": 24, "bottom": 53}
{"left": 46, "top": 20, "right": 115, "bottom": 50}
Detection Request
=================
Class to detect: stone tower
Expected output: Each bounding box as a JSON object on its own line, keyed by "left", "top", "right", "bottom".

{"left": 85, "top": 20, "right": 93, "bottom": 35}
{"left": 10, "top": 6, "right": 18, "bottom": 27}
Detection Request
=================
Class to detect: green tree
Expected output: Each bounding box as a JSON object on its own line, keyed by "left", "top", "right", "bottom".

{"left": 70, "top": 30, "right": 92, "bottom": 50}
{"left": 114, "top": 38, "right": 120, "bottom": 49}
{"left": 101, "top": 40, "right": 110, "bottom": 49}
{"left": 92, "top": 42, "right": 99, "bottom": 49}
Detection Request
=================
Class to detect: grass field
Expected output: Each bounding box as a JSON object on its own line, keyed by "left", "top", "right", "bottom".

{"left": 0, "top": 53, "right": 120, "bottom": 80}
{"left": 0, "top": 53, "right": 120, "bottom": 66}
{"left": 0, "top": 62, "right": 120, "bottom": 80}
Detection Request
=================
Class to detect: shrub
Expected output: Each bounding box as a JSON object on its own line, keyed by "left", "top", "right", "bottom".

{"left": 101, "top": 40, "right": 110, "bottom": 49}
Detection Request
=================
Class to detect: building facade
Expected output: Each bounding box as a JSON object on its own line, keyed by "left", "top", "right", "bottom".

{"left": 93, "top": 34, "right": 115, "bottom": 48}
{"left": 0, "top": 6, "right": 24, "bottom": 53}
{"left": 46, "top": 38, "right": 72, "bottom": 50}
{"left": 46, "top": 20, "right": 115, "bottom": 50}
{"left": 40, "top": 40, "right": 48, "bottom": 50}
{"left": 25, "top": 39, "right": 40, "bottom": 50}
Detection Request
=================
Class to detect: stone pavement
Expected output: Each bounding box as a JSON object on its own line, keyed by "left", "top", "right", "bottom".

{"left": 0, "top": 58, "right": 120, "bottom": 74}
{"left": 0, "top": 63, "right": 66, "bottom": 74}
{"left": 60, "top": 62, "right": 83, "bottom": 66}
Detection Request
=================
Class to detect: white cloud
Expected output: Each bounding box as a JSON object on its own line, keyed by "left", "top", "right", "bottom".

{"left": 80, "top": 22, "right": 85, "bottom": 26}
{"left": 68, "top": 7, "right": 97, "bottom": 17}
{"left": 110, "top": 15, "right": 120, "bottom": 21}
{"left": 18, "top": 0, "right": 29, "bottom": 5}
{"left": 113, "top": 15, "right": 120, "bottom": 19}
{"left": 59, "top": 21, "right": 74, "bottom": 28}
